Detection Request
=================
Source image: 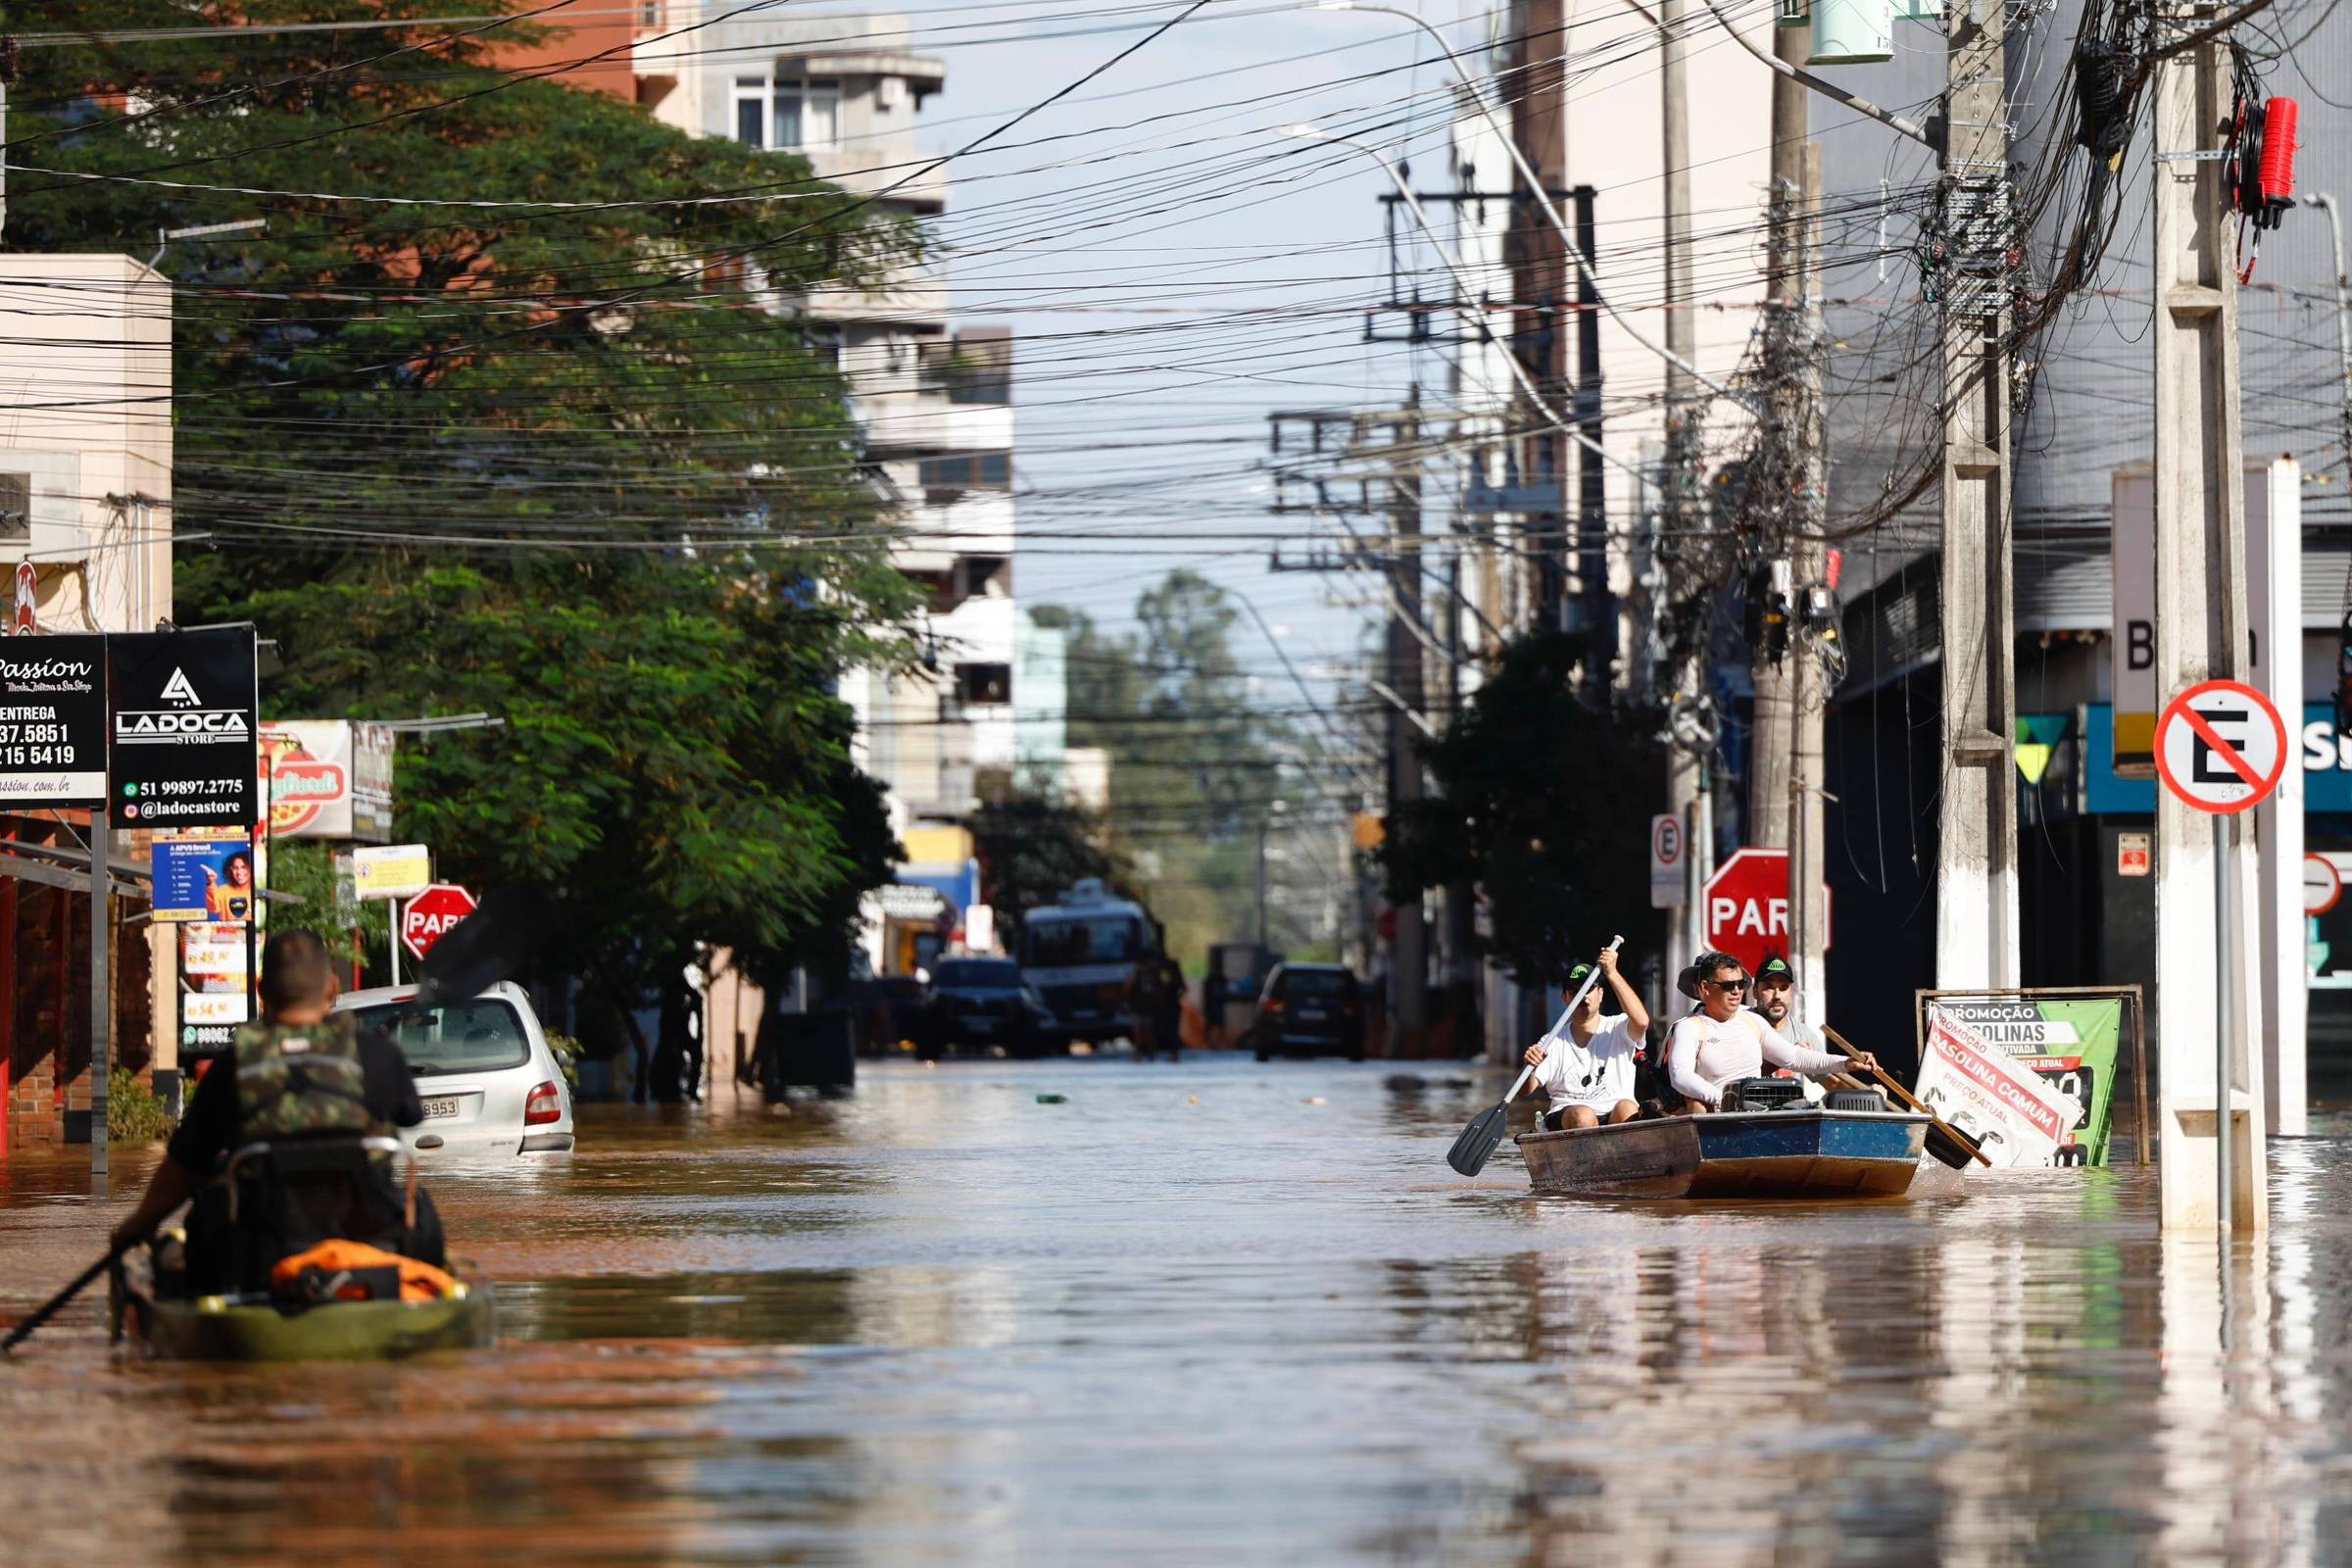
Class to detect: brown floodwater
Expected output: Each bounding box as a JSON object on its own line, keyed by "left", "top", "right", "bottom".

{"left": 4, "top": 1054, "right": 2350, "bottom": 1565}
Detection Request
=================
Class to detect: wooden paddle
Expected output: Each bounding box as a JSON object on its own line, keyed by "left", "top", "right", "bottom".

{"left": 1446, "top": 936, "right": 1622, "bottom": 1177}
{"left": 2, "top": 1232, "right": 149, "bottom": 1353}
{"left": 1822, "top": 1025, "right": 1990, "bottom": 1169}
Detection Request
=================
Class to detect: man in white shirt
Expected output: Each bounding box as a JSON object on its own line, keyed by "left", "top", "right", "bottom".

{"left": 1668, "top": 951, "right": 1877, "bottom": 1111}
{"left": 1520, "top": 946, "right": 1652, "bottom": 1129}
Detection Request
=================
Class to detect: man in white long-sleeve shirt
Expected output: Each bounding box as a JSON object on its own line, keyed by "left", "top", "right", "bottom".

{"left": 1668, "top": 951, "right": 1877, "bottom": 1112}
{"left": 1520, "top": 946, "right": 1651, "bottom": 1129}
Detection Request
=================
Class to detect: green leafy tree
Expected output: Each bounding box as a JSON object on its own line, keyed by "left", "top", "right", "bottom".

{"left": 12, "top": 3, "right": 921, "bottom": 1021}
{"left": 969, "top": 789, "right": 1126, "bottom": 939}
{"left": 1383, "top": 634, "right": 1665, "bottom": 984}
{"left": 1033, "top": 572, "right": 1318, "bottom": 964}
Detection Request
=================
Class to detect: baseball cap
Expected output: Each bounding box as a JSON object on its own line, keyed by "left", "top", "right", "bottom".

{"left": 1754, "top": 955, "right": 1797, "bottom": 988}
{"left": 1562, "top": 962, "right": 1594, "bottom": 992}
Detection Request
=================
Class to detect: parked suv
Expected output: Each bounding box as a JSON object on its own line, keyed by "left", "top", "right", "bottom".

{"left": 925, "top": 958, "right": 1058, "bottom": 1056}
{"left": 1248, "top": 963, "right": 1365, "bottom": 1061}
{"left": 335, "top": 980, "right": 575, "bottom": 1155}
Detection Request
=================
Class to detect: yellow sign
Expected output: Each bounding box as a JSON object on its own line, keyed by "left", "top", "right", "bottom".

{"left": 1351, "top": 812, "right": 1386, "bottom": 851}
{"left": 353, "top": 842, "right": 431, "bottom": 901}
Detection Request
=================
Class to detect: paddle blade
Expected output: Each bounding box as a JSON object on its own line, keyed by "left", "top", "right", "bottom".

{"left": 1925, "top": 1120, "right": 1984, "bottom": 1170}
{"left": 1446, "top": 1102, "right": 1511, "bottom": 1177}
{"left": 413, "top": 887, "right": 542, "bottom": 1007}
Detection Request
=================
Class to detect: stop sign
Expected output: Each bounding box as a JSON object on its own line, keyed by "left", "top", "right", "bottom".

{"left": 401, "top": 882, "right": 477, "bottom": 963}
{"left": 1701, "top": 849, "right": 1829, "bottom": 978}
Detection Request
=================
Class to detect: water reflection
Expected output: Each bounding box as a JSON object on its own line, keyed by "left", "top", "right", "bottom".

{"left": 1, "top": 1056, "right": 2350, "bottom": 1563}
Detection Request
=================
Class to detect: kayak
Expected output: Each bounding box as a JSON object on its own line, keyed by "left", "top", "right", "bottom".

{"left": 1515, "top": 1107, "right": 1932, "bottom": 1199}
{"left": 114, "top": 1252, "right": 497, "bottom": 1363}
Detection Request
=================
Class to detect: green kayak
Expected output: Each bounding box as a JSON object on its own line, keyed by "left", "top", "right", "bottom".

{"left": 115, "top": 1256, "right": 497, "bottom": 1363}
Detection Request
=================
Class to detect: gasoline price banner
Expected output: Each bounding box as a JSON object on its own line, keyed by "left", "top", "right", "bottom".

{"left": 0, "top": 634, "right": 107, "bottom": 808}
{"left": 1914, "top": 1011, "right": 2086, "bottom": 1169}
{"left": 1922, "top": 994, "right": 2126, "bottom": 1165}
{"left": 180, "top": 920, "right": 251, "bottom": 1055}
{"left": 108, "top": 628, "right": 260, "bottom": 828}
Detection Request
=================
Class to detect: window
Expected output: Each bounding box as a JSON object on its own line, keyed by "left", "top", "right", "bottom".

{"left": 0, "top": 473, "right": 27, "bottom": 540}
{"left": 918, "top": 453, "right": 1011, "bottom": 494}
{"left": 734, "top": 74, "right": 841, "bottom": 152}
{"left": 955, "top": 662, "right": 1010, "bottom": 707}
{"left": 732, "top": 74, "right": 767, "bottom": 147}
{"left": 350, "top": 998, "right": 532, "bottom": 1077}
{"left": 1021, "top": 916, "right": 1143, "bottom": 967}
{"left": 639, "top": 2, "right": 665, "bottom": 24}
{"left": 774, "top": 78, "right": 840, "bottom": 150}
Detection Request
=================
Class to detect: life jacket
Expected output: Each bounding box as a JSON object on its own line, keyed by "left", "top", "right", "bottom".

{"left": 233, "top": 1012, "right": 379, "bottom": 1140}
{"left": 270, "top": 1240, "right": 461, "bottom": 1304}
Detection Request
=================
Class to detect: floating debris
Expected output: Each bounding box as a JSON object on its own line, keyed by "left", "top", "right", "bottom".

{"left": 1036, "top": 1094, "right": 1068, "bottom": 1104}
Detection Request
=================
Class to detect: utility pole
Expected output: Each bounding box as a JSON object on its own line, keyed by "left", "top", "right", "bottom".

{"left": 1255, "top": 816, "right": 1270, "bottom": 949}
{"left": 1748, "top": 25, "right": 1814, "bottom": 856}
{"left": 1933, "top": 0, "right": 2021, "bottom": 991}
{"left": 2150, "top": 13, "right": 2265, "bottom": 1232}
{"left": 1267, "top": 404, "right": 1429, "bottom": 1046}
{"left": 1746, "top": 15, "right": 1833, "bottom": 1016}
{"left": 1388, "top": 392, "right": 1428, "bottom": 1042}
{"left": 1660, "top": 0, "right": 1711, "bottom": 983}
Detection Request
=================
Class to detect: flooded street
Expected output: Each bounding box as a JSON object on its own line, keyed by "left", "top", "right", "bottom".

{"left": 6, "top": 1054, "right": 2352, "bottom": 1565}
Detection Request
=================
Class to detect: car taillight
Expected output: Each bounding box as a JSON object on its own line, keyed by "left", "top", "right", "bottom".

{"left": 524, "top": 1081, "right": 564, "bottom": 1126}
{"left": 1265, "top": 999, "right": 1286, "bottom": 1015}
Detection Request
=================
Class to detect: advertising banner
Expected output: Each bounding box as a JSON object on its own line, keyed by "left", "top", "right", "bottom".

{"left": 0, "top": 634, "right": 108, "bottom": 808}
{"left": 180, "top": 920, "right": 251, "bottom": 1055}
{"left": 151, "top": 827, "right": 258, "bottom": 924}
{"left": 260, "top": 720, "right": 395, "bottom": 841}
{"left": 108, "top": 628, "right": 260, "bottom": 828}
{"left": 1921, "top": 993, "right": 2127, "bottom": 1165}
{"left": 1914, "top": 1011, "right": 2087, "bottom": 1168}
{"left": 354, "top": 842, "right": 431, "bottom": 901}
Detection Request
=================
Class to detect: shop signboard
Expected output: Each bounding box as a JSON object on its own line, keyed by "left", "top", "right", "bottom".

{"left": 180, "top": 920, "right": 251, "bottom": 1055}
{"left": 151, "top": 827, "right": 257, "bottom": 924}
{"left": 0, "top": 633, "right": 107, "bottom": 807}
{"left": 354, "top": 843, "right": 431, "bottom": 901}
{"left": 1919, "top": 994, "right": 2124, "bottom": 1165}
{"left": 260, "top": 720, "right": 395, "bottom": 841}
{"left": 1913, "top": 1009, "right": 2087, "bottom": 1169}
{"left": 107, "top": 628, "right": 260, "bottom": 828}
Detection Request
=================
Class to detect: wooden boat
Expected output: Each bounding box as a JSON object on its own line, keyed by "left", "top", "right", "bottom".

{"left": 114, "top": 1252, "right": 496, "bottom": 1363}
{"left": 1515, "top": 1107, "right": 1932, "bottom": 1199}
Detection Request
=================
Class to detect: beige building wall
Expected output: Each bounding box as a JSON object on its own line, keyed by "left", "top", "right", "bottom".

{"left": 0, "top": 254, "right": 173, "bottom": 635}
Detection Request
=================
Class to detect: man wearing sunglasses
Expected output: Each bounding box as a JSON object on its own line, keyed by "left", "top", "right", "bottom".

{"left": 1666, "top": 951, "right": 1876, "bottom": 1112}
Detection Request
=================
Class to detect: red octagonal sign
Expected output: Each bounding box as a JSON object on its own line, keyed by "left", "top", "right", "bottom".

{"left": 401, "top": 882, "right": 478, "bottom": 964}
{"left": 1702, "top": 848, "right": 1829, "bottom": 980}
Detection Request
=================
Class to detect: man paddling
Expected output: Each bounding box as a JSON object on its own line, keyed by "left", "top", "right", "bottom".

{"left": 1520, "top": 945, "right": 1651, "bottom": 1129}
{"left": 1667, "top": 951, "right": 1878, "bottom": 1112}
{"left": 110, "top": 929, "right": 448, "bottom": 1291}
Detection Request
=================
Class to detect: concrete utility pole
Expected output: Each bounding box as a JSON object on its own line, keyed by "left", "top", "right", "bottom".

{"left": 1933, "top": 0, "right": 2021, "bottom": 991}
{"left": 1388, "top": 393, "right": 1429, "bottom": 1040}
{"left": 1266, "top": 404, "right": 1430, "bottom": 1044}
{"left": 1659, "top": 0, "right": 1711, "bottom": 981}
{"left": 2150, "top": 15, "right": 2266, "bottom": 1232}
{"left": 1747, "top": 32, "right": 1830, "bottom": 1020}
{"left": 1748, "top": 26, "right": 1813, "bottom": 854}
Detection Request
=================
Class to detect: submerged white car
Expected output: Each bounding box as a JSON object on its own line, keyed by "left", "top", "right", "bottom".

{"left": 333, "top": 980, "right": 575, "bottom": 1155}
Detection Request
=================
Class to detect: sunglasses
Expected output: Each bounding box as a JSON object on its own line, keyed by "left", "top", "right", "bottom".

{"left": 1705, "top": 975, "right": 1750, "bottom": 994}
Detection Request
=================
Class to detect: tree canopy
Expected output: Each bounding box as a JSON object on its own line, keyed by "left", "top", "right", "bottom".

{"left": 12, "top": 2, "right": 921, "bottom": 994}
{"left": 1383, "top": 634, "right": 1665, "bottom": 985}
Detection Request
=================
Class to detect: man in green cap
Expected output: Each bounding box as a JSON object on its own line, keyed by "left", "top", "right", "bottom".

{"left": 1518, "top": 944, "right": 1651, "bottom": 1130}
{"left": 1750, "top": 955, "right": 1824, "bottom": 1052}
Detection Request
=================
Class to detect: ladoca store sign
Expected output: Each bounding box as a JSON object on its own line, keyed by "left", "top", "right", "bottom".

{"left": 106, "top": 629, "right": 260, "bottom": 828}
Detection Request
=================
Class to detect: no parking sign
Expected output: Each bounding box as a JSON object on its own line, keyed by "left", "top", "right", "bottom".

{"left": 2154, "top": 679, "right": 2286, "bottom": 815}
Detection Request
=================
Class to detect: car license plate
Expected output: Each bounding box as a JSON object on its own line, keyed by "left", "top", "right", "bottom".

{"left": 422, "top": 1097, "right": 461, "bottom": 1120}
{"left": 1298, "top": 1008, "right": 1327, "bottom": 1021}
{"left": 968, "top": 1017, "right": 998, "bottom": 1031}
